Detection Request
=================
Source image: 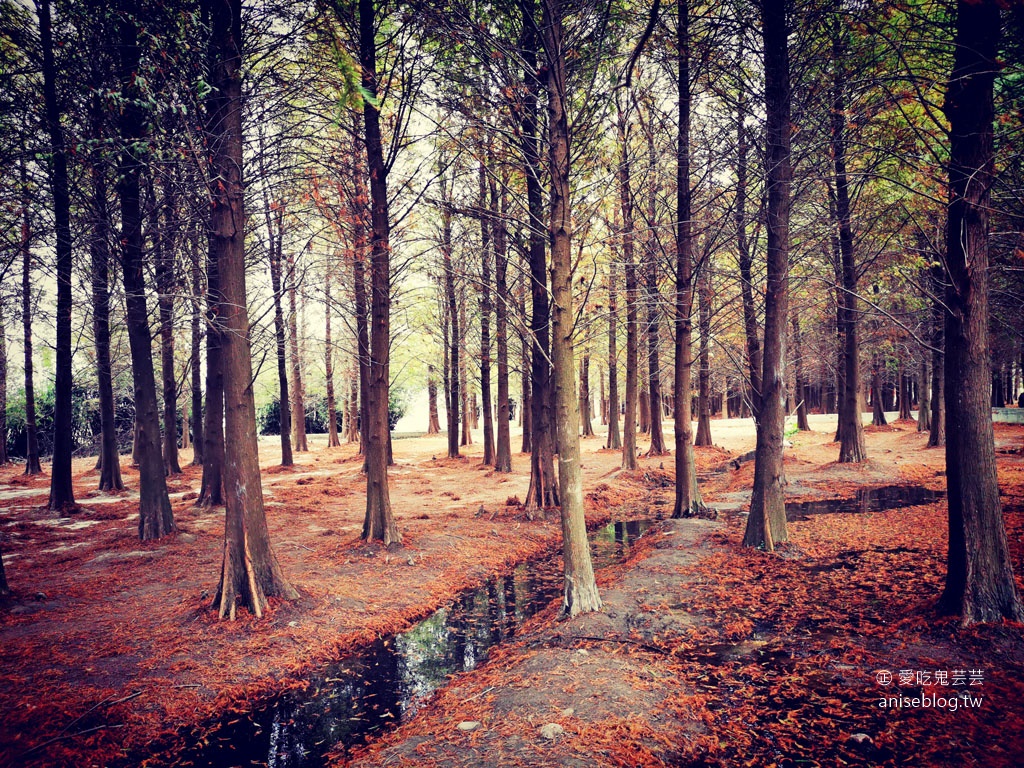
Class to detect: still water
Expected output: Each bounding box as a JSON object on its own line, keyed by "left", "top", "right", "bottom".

{"left": 170, "top": 519, "right": 653, "bottom": 767}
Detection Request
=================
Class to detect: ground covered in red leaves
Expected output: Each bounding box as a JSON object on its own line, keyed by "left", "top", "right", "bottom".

{"left": 2, "top": 418, "right": 1023, "bottom": 767}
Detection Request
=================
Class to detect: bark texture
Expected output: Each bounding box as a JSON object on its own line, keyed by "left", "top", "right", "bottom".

{"left": 605, "top": 262, "right": 621, "bottom": 450}
{"left": 116, "top": 2, "right": 173, "bottom": 539}
{"left": 39, "top": 0, "right": 76, "bottom": 511}
{"left": 89, "top": 109, "right": 123, "bottom": 491}
{"left": 671, "top": 0, "right": 704, "bottom": 519}
{"left": 359, "top": 0, "right": 400, "bottom": 545}
{"left": 542, "top": 0, "right": 601, "bottom": 616}
{"left": 617, "top": 95, "right": 639, "bottom": 471}
{"left": 492, "top": 171, "right": 513, "bottom": 472}
{"left": 206, "top": 0, "right": 297, "bottom": 619}
{"left": 521, "top": 0, "right": 557, "bottom": 512}
{"left": 743, "top": 0, "right": 790, "bottom": 549}
{"left": 938, "top": 0, "right": 1023, "bottom": 623}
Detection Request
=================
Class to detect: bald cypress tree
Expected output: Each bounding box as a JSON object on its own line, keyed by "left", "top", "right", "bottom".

{"left": 938, "top": 0, "right": 1023, "bottom": 624}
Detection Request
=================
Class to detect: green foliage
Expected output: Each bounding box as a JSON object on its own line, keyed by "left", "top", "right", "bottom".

{"left": 3, "top": 382, "right": 132, "bottom": 459}
{"left": 257, "top": 390, "right": 406, "bottom": 435}
{"left": 388, "top": 388, "right": 407, "bottom": 431}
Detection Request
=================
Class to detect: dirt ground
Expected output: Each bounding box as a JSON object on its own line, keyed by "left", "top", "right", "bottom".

{"left": 2, "top": 414, "right": 1023, "bottom": 767}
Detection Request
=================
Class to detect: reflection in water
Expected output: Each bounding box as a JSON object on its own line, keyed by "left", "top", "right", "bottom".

{"left": 175, "top": 519, "right": 653, "bottom": 768}
{"left": 785, "top": 485, "right": 944, "bottom": 521}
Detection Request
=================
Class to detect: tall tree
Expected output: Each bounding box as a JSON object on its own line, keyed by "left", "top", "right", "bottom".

{"left": 478, "top": 159, "right": 495, "bottom": 465}
{"left": 643, "top": 123, "right": 665, "bottom": 456}
{"left": 580, "top": 352, "right": 594, "bottom": 437}
{"left": 116, "top": 0, "right": 173, "bottom": 539}
{"left": 791, "top": 316, "right": 811, "bottom": 431}
{"left": 617, "top": 93, "right": 639, "bottom": 471}
{"left": 742, "top": 0, "right": 791, "bottom": 550}
{"left": 88, "top": 95, "right": 123, "bottom": 491}
{"left": 491, "top": 168, "right": 513, "bottom": 472}
{"left": 937, "top": 0, "right": 1023, "bottom": 624}
{"left": 286, "top": 246, "right": 309, "bottom": 452}
{"left": 358, "top": 0, "right": 400, "bottom": 545}
{"left": 440, "top": 164, "right": 460, "bottom": 459}
{"left": 0, "top": 315, "right": 7, "bottom": 467}
{"left": 520, "top": 0, "right": 558, "bottom": 511}
{"left": 155, "top": 177, "right": 182, "bottom": 476}
{"left": 349, "top": 115, "right": 371, "bottom": 460}
{"left": 257, "top": 130, "right": 293, "bottom": 467}
{"left": 189, "top": 234, "right": 205, "bottom": 466}
{"left": 734, "top": 80, "right": 761, "bottom": 417}
{"left": 542, "top": 0, "right": 600, "bottom": 616}
{"left": 427, "top": 365, "right": 441, "bottom": 433}
{"left": 38, "top": 0, "right": 75, "bottom": 511}
{"left": 605, "top": 261, "right": 622, "bottom": 450}
{"left": 205, "top": 0, "right": 297, "bottom": 618}
{"left": 325, "top": 252, "right": 341, "bottom": 448}
{"left": 695, "top": 256, "right": 713, "bottom": 446}
{"left": 671, "top": 0, "right": 704, "bottom": 519}
{"left": 831, "top": 21, "right": 867, "bottom": 462}
{"left": 928, "top": 259, "right": 946, "bottom": 447}
{"left": 197, "top": 223, "right": 225, "bottom": 506}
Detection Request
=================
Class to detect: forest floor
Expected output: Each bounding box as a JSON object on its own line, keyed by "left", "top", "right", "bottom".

{"left": 1, "top": 415, "right": 1023, "bottom": 767}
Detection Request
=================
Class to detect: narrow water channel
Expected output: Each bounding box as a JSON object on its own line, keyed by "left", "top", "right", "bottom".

{"left": 785, "top": 485, "right": 944, "bottom": 521}
{"left": 171, "top": 519, "right": 654, "bottom": 768}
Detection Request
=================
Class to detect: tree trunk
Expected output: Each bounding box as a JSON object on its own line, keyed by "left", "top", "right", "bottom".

{"left": 491, "top": 170, "right": 513, "bottom": 472}
{"left": 671, "top": 0, "right": 704, "bottom": 519}
{"left": 521, "top": 0, "right": 557, "bottom": 512}
{"left": 645, "top": 252, "right": 665, "bottom": 454}
{"left": 871, "top": 356, "right": 887, "bottom": 426}
{"left": 542, "top": 0, "right": 600, "bottom": 616}
{"left": 358, "top": 0, "right": 400, "bottom": 545}
{"left": 441, "top": 174, "right": 460, "bottom": 458}
{"left": 0, "top": 537, "right": 7, "bottom": 595}
{"left": 205, "top": 0, "right": 297, "bottom": 618}
{"left": 350, "top": 120, "right": 371, "bottom": 460}
{"left": 938, "top": 0, "right": 1023, "bottom": 623}
{"left": 898, "top": 368, "right": 914, "bottom": 420}
{"left": 599, "top": 366, "right": 607, "bottom": 425}
{"left": 735, "top": 83, "right": 761, "bottom": 418}
{"left": 460, "top": 301, "right": 472, "bottom": 446}
{"left": 918, "top": 354, "right": 931, "bottom": 432}
{"left": 606, "top": 261, "right": 621, "bottom": 450}
{"left": 990, "top": 368, "right": 1004, "bottom": 407}
{"left": 198, "top": 235, "right": 225, "bottom": 506}
{"left": 792, "top": 316, "right": 810, "bottom": 432}
{"left": 286, "top": 248, "right": 308, "bottom": 452}
{"left": 427, "top": 366, "right": 441, "bottom": 434}
{"left": 639, "top": 387, "right": 650, "bottom": 434}
{"left": 644, "top": 129, "right": 665, "bottom": 457}
{"left": 20, "top": 157, "right": 41, "bottom": 476}
{"left": 520, "top": 322, "right": 532, "bottom": 453}
{"left": 89, "top": 106, "right": 123, "bottom": 490}
{"left": 266, "top": 201, "right": 293, "bottom": 466}
{"left": 695, "top": 257, "right": 713, "bottom": 446}
{"left": 829, "top": 197, "right": 844, "bottom": 445}
{"left": 580, "top": 353, "right": 594, "bottom": 437}
{"left": 828, "top": 33, "right": 868, "bottom": 461}
{"left": 617, "top": 96, "right": 639, "bottom": 471}
{"left": 325, "top": 253, "right": 340, "bottom": 448}
{"left": 116, "top": 3, "right": 173, "bottom": 539}
{"left": 38, "top": 0, "right": 75, "bottom": 510}
{"left": 928, "top": 261, "right": 946, "bottom": 446}
{"left": 347, "top": 367, "right": 359, "bottom": 443}
{"left": 156, "top": 179, "right": 182, "bottom": 476}
{"left": 0, "top": 314, "right": 8, "bottom": 466}
{"left": 189, "top": 234, "right": 204, "bottom": 466}
{"left": 479, "top": 160, "right": 495, "bottom": 465}
{"left": 743, "top": 0, "right": 790, "bottom": 550}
